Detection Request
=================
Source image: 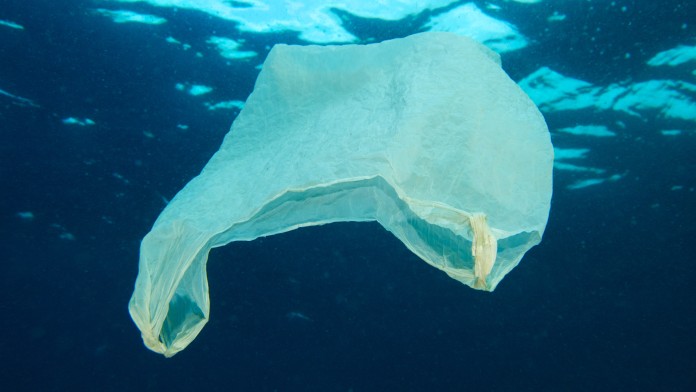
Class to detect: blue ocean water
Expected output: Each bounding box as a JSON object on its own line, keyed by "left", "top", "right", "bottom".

{"left": 1, "top": 0, "right": 694, "bottom": 391}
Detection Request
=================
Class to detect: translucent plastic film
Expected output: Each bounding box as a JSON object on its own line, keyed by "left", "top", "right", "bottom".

{"left": 129, "top": 32, "right": 553, "bottom": 357}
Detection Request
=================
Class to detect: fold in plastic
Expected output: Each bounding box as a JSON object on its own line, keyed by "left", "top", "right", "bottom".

{"left": 129, "top": 32, "right": 553, "bottom": 357}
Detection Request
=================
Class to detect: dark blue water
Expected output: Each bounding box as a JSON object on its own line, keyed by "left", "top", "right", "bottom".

{"left": 1, "top": 0, "right": 694, "bottom": 391}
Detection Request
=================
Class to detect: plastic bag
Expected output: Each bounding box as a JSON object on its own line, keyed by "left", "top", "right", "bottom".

{"left": 129, "top": 32, "right": 553, "bottom": 357}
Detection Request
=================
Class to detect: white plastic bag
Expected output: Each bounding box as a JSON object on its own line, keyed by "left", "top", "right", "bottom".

{"left": 129, "top": 32, "right": 553, "bottom": 357}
